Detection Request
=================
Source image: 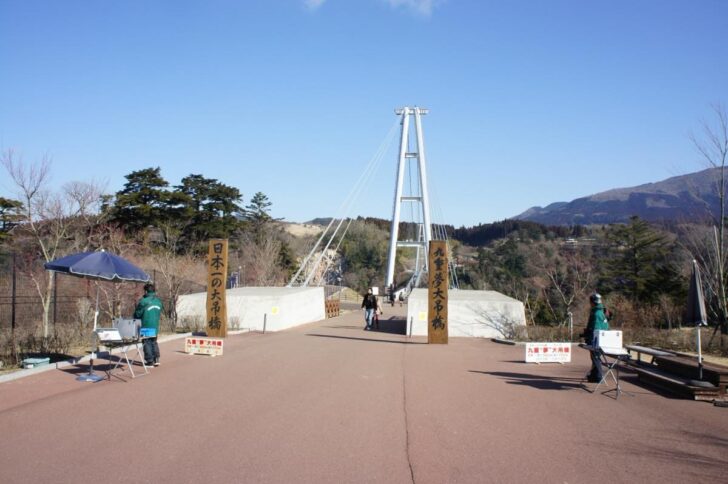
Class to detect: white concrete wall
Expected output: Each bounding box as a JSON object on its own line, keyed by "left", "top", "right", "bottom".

{"left": 176, "top": 287, "right": 326, "bottom": 332}
{"left": 406, "top": 289, "right": 526, "bottom": 338}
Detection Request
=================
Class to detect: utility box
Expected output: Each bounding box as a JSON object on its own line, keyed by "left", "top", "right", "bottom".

{"left": 22, "top": 357, "right": 50, "bottom": 369}
{"left": 113, "top": 318, "right": 141, "bottom": 339}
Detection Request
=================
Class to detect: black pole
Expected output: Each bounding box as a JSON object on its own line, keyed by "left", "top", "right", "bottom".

{"left": 11, "top": 252, "right": 17, "bottom": 333}
{"left": 53, "top": 272, "right": 57, "bottom": 328}
{"left": 11, "top": 252, "right": 17, "bottom": 363}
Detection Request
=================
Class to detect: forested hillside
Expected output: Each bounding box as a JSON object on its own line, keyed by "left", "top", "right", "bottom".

{"left": 3, "top": 152, "right": 728, "bottom": 370}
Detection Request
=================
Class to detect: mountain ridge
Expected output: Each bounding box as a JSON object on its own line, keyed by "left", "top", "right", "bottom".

{"left": 514, "top": 167, "right": 721, "bottom": 225}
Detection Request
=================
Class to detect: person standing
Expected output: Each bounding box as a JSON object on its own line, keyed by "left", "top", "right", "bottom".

{"left": 361, "top": 288, "right": 379, "bottom": 331}
{"left": 584, "top": 292, "right": 609, "bottom": 382}
{"left": 135, "top": 283, "right": 164, "bottom": 367}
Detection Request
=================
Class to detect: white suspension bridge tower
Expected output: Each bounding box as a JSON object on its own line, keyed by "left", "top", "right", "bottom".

{"left": 288, "top": 106, "right": 456, "bottom": 292}
{"left": 385, "top": 106, "right": 433, "bottom": 290}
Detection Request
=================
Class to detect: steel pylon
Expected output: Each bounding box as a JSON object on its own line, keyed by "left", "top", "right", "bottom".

{"left": 385, "top": 106, "right": 433, "bottom": 290}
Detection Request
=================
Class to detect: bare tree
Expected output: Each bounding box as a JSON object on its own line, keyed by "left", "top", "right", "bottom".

{"left": 2, "top": 150, "right": 104, "bottom": 337}
{"left": 528, "top": 242, "right": 594, "bottom": 327}
{"left": 472, "top": 306, "right": 527, "bottom": 340}
{"left": 689, "top": 103, "right": 728, "bottom": 350}
{"left": 239, "top": 232, "right": 285, "bottom": 286}
{"left": 145, "top": 250, "right": 206, "bottom": 328}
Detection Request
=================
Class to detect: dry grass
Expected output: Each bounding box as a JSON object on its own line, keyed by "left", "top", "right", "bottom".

{"left": 279, "top": 222, "right": 323, "bottom": 238}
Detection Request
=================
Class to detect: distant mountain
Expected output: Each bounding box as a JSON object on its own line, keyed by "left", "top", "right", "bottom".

{"left": 514, "top": 168, "right": 722, "bottom": 225}
{"left": 306, "top": 217, "right": 333, "bottom": 226}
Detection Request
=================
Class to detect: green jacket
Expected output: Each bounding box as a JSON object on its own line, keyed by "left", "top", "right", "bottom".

{"left": 585, "top": 303, "right": 609, "bottom": 341}
{"left": 134, "top": 291, "right": 163, "bottom": 331}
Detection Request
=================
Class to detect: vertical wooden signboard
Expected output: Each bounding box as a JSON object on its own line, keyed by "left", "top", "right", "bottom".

{"left": 206, "top": 239, "right": 228, "bottom": 338}
{"left": 428, "top": 241, "right": 448, "bottom": 344}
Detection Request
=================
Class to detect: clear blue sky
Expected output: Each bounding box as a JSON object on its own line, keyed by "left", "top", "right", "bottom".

{"left": 1, "top": 0, "right": 727, "bottom": 228}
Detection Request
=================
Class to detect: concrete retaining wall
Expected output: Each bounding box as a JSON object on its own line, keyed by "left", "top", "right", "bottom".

{"left": 406, "top": 288, "right": 526, "bottom": 338}
{"left": 176, "top": 287, "right": 326, "bottom": 332}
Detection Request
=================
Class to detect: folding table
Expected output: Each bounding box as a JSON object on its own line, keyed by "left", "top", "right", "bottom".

{"left": 591, "top": 330, "right": 633, "bottom": 399}
{"left": 95, "top": 328, "right": 149, "bottom": 381}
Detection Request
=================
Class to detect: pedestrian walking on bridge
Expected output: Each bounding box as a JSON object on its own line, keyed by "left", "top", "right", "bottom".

{"left": 361, "top": 288, "right": 379, "bottom": 331}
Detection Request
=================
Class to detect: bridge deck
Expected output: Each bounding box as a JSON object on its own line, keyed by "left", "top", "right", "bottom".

{"left": 1, "top": 305, "right": 727, "bottom": 483}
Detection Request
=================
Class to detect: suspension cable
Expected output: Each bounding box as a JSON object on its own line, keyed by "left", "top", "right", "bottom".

{"left": 316, "top": 216, "right": 356, "bottom": 286}
{"left": 429, "top": 183, "right": 460, "bottom": 290}
{"left": 289, "top": 118, "right": 399, "bottom": 286}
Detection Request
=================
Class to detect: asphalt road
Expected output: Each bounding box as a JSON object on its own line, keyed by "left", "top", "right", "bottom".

{"left": 2, "top": 304, "right": 727, "bottom": 483}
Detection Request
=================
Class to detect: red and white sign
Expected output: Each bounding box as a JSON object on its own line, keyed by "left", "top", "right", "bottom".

{"left": 525, "top": 342, "right": 571, "bottom": 363}
{"left": 185, "top": 337, "right": 224, "bottom": 356}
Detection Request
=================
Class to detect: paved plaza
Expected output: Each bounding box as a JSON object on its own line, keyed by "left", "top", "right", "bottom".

{"left": 1, "top": 304, "right": 727, "bottom": 483}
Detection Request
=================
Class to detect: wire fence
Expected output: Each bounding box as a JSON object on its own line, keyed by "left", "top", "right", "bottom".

{"left": 0, "top": 269, "right": 205, "bottom": 334}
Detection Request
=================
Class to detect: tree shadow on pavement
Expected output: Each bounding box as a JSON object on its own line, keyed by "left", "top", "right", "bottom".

{"left": 306, "top": 333, "right": 426, "bottom": 345}
{"left": 469, "top": 370, "right": 589, "bottom": 391}
{"left": 616, "top": 440, "right": 728, "bottom": 477}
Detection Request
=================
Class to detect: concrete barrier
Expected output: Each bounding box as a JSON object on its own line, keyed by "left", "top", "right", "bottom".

{"left": 407, "top": 288, "right": 526, "bottom": 338}
{"left": 176, "top": 286, "right": 326, "bottom": 332}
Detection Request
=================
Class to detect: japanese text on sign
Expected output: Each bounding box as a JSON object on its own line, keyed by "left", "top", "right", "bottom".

{"left": 185, "top": 337, "right": 224, "bottom": 356}
{"left": 525, "top": 342, "right": 572, "bottom": 363}
{"left": 206, "top": 239, "right": 228, "bottom": 338}
{"left": 427, "top": 241, "right": 448, "bottom": 344}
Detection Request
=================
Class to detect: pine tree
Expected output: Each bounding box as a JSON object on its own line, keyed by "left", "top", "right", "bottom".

{"left": 0, "top": 197, "right": 23, "bottom": 242}
{"left": 604, "top": 216, "right": 682, "bottom": 303}
{"left": 111, "top": 167, "right": 178, "bottom": 233}
{"left": 177, "top": 174, "right": 243, "bottom": 243}
{"left": 244, "top": 192, "right": 276, "bottom": 244}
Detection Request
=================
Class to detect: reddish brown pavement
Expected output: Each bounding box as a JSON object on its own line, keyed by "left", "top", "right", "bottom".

{"left": 2, "top": 304, "right": 727, "bottom": 483}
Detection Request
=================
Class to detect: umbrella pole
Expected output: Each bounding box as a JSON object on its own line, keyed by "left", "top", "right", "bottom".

{"left": 697, "top": 324, "right": 704, "bottom": 381}
{"left": 77, "top": 284, "right": 103, "bottom": 382}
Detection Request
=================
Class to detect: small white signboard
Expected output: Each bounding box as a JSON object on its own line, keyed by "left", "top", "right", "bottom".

{"left": 525, "top": 342, "right": 572, "bottom": 363}
{"left": 185, "top": 337, "right": 224, "bottom": 356}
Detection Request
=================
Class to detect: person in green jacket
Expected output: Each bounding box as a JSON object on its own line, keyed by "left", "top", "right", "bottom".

{"left": 584, "top": 292, "right": 609, "bottom": 382}
{"left": 134, "top": 283, "right": 164, "bottom": 367}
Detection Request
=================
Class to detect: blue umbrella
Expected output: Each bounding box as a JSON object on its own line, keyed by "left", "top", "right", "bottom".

{"left": 45, "top": 250, "right": 151, "bottom": 381}
{"left": 45, "top": 251, "right": 151, "bottom": 282}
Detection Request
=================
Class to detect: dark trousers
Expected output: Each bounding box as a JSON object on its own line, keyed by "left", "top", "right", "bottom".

{"left": 589, "top": 350, "right": 603, "bottom": 380}
{"left": 588, "top": 335, "right": 603, "bottom": 380}
{"left": 143, "top": 337, "right": 160, "bottom": 364}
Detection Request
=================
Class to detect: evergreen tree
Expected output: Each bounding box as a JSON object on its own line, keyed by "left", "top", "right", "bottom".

{"left": 0, "top": 197, "right": 23, "bottom": 242}
{"left": 244, "top": 192, "right": 276, "bottom": 243}
{"left": 603, "top": 216, "right": 682, "bottom": 303}
{"left": 496, "top": 238, "right": 527, "bottom": 278}
{"left": 277, "top": 240, "right": 297, "bottom": 278}
{"left": 177, "top": 174, "right": 243, "bottom": 243}
{"left": 111, "top": 167, "right": 179, "bottom": 233}
{"left": 339, "top": 220, "right": 388, "bottom": 292}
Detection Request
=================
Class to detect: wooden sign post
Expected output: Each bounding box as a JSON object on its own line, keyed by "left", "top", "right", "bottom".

{"left": 428, "top": 241, "right": 448, "bottom": 344}
{"left": 206, "top": 239, "right": 228, "bottom": 338}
